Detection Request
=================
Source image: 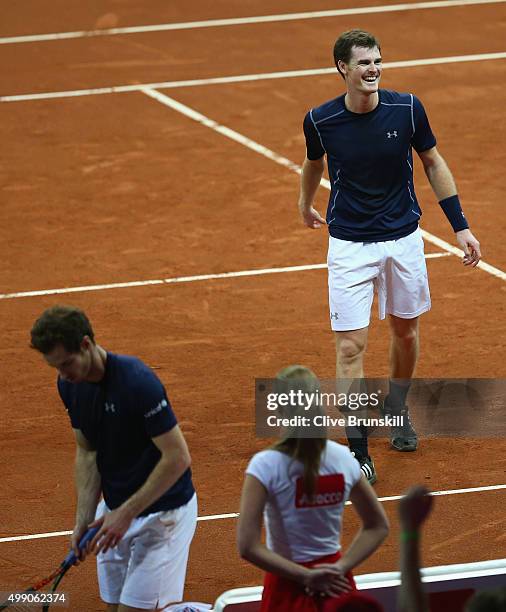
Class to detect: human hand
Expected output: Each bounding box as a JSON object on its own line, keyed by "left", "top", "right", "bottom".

{"left": 88, "top": 506, "right": 134, "bottom": 554}
{"left": 456, "top": 229, "right": 481, "bottom": 267}
{"left": 70, "top": 523, "right": 89, "bottom": 564}
{"left": 303, "top": 563, "right": 352, "bottom": 598}
{"left": 300, "top": 205, "right": 326, "bottom": 229}
{"left": 398, "top": 485, "right": 433, "bottom": 531}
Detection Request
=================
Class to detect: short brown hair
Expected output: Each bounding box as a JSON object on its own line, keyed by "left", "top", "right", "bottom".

{"left": 30, "top": 305, "right": 95, "bottom": 354}
{"left": 333, "top": 29, "right": 381, "bottom": 77}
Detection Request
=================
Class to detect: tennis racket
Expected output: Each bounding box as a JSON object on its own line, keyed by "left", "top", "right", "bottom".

{"left": 0, "top": 526, "right": 99, "bottom": 611}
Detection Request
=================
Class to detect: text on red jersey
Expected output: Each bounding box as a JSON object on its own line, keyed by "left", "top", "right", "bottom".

{"left": 295, "top": 474, "right": 345, "bottom": 508}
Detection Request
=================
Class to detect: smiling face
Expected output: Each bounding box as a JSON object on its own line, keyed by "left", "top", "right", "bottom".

{"left": 44, "top": 338, "right": 93, "bottom": 383}
{"left": 339, "top": 45, "right": 382, "bottom": 95}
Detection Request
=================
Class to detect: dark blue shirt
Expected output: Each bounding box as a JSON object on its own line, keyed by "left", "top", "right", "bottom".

{"left": 303, "top": 89, "right": 436, "bottom": 242}
{"left": 58, "top": 352, "right": 194, "bottom": 516}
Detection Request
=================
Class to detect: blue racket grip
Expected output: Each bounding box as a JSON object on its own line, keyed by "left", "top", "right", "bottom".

{"left": 62, "top": 526, "right": 100, "bottom": 568}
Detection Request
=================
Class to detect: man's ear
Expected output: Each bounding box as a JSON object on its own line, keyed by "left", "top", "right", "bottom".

{"left": 81, "top": 335, "right": 92, "bottom": 351}
{"left": 338, "top": 60, "right": 348, "bottom": 77}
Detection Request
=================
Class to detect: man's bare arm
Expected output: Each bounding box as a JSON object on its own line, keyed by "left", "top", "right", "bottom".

{"left": 418, "top": 146, "right": 456, "bottom": 200}
{"left": 298, "top": 156, "right": 326, "bottom": 229}
{"left": 72, "top": 429, "right": 101, "bottom": 557}
{"left": 418, "top": 146, "right": 481, "bottom": 266}
{"left": 89, "top": 425, "right": 191, "bottom": 554}
{"left": 122, "top": 425, "right": 191, "bottom": 518}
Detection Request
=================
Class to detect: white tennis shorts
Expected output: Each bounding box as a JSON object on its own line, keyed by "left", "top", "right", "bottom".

{"left": 96, "top": 493, "right": 198, "bottom": 610}
{"left": 327, "top": 228, "right": 431, "bottom": 331}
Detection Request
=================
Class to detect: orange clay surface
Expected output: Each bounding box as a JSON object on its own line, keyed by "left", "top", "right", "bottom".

{"left": 1, "top": 1, "right": 505, "bottom": 608}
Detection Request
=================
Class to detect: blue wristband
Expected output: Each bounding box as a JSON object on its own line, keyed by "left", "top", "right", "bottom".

{"left": 439, "top": 195, "right": 469, "bottom": 232}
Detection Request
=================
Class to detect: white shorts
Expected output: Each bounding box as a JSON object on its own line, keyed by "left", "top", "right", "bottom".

{"left": 327, "top": 228, "right": 431, "bottom": 331}
{"left": 96, "top": 493, "right": 198, "bottom": 610}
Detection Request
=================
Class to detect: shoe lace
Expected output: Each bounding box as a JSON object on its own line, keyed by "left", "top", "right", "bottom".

{"left": 398, "top": 408, "right": 416, "bottom": 433}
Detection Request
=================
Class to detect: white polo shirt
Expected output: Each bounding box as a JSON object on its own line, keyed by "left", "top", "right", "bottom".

{"left": 246, "top": 441, "right": 361, "bottom": 562}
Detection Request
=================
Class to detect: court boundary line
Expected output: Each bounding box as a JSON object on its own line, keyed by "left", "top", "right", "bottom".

{"left": 2, "top": 52, "right": 506, "bottom": 103}
{"left": 141, "top": 87, "right": 506, "bottom": 282}
{"left": 1, "top": 0, "right": 504, "bottom": 45}
{"left": 0, "top": 255, "right": 451, "bottom": 301}
{"left": 1, "top": 483, "right": 504, "bottom": 544}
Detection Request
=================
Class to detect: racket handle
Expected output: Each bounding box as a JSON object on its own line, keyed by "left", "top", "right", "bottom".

{"left": 62, "top": 526, "right": 100, "bottom": 568}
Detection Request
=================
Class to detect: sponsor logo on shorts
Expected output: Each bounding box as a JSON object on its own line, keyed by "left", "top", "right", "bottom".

{"left": 330, "top": 312, "right": 339, "bottom": 320}
{"left": 295, "top": 474, "right": 345, "bottom": 508}
{"left": 105, "top": 402, "right": 116, "bottom": 413}
{"left": 387, "top": 130, "right": 398, "bottom": 139}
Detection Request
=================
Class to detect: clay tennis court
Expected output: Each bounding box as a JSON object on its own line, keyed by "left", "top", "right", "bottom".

{"left": 1, "top": 0, "right": 505, "bottom": 608}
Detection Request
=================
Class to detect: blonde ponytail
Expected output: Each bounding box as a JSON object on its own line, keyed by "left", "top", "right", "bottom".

{"left": 271, "top": 365, "right": 326, "bottom": 497}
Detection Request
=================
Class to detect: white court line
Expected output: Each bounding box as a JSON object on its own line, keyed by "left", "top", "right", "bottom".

{"left": 0, "top": 0, "right": 504, "bottom": 45}
{"left": 142, "top": 88, "right": 506, "bottom": 282}
{"left": 0, "top": 256, "right": 449, "bottom": 301}
{"left": 0, "top": 513, "right": 241, "bottom": 544}
{"left": 1, "top": 483, "right": 504, "bottom": 544}
{"left": 2, "top": 52, "right": 506, "bottom": 103}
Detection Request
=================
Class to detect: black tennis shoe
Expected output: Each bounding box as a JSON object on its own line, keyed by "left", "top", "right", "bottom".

{"left": 390, "top": 407, "right": 418, "bottom": 452}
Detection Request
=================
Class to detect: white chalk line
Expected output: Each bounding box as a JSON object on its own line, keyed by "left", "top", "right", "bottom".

{"left": 0, "top": 256, "right": 448, "bottom": 301}
{"left": 2, "top": 52, "right": 506, "bottom": 103}
{"left": 141, "top": 88, "right": 506, "bottom": 282}
{"left": 1, "top": 483, "right": 504, "bottom": 544}
{"left": 0, "top": 0, "right": 504, "bottom": 45}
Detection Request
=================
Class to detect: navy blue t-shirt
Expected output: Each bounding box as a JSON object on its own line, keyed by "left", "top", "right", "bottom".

{"left": 58, "top": 352, "right": 194, "bottom": 516}
{"left": 303, "top": 89, "right": 436, "bottom": 242}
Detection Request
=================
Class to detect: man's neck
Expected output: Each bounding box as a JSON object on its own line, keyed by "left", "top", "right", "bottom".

{"left": 344, "top": 90, "right": 379, "bottom": 114}
{"left": 87, "top": 345, "right": 107, "bottom": 383}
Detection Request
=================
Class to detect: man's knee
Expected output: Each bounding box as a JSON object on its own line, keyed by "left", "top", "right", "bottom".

{"left": 336, "top": 333, "right": 367, "bottom": 364}
{"left": 390, "top": 317, "right": 419, "bottom": 344}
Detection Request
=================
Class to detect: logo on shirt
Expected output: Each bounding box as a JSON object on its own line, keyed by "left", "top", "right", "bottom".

{"left": 295, "top": 474, "right": 345, "bottom": 508}
{"left": 144, "top": 398, "right": 168, "bottom": 419}
{"left": 387, "top": 130, "right": 398, "bottom": 139}
{"left": 104, "top": 402, "right": 116, "bottom": 413}
{"left": 330, "top": 312, "right": 339, "bottom": 320}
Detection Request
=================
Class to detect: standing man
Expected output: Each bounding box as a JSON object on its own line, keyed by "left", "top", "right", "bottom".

{"left": 31, "top": 305, "right": 197, "bottom": 612}
{"left": 298, "top": 30, "right": 481, "bottom": 484}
